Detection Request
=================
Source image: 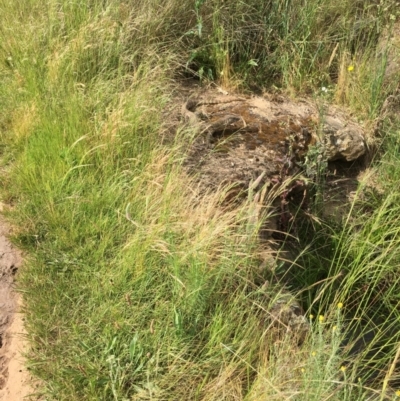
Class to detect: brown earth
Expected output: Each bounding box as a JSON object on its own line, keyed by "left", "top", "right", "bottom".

{"left": 181, "top": 88, "right": 367, "bottom": 196}
{"left": 0, "top": 211, "right": 32, "bottom": 400}
{"left": 176, "top": 85, "right": 369, "bottom": 237}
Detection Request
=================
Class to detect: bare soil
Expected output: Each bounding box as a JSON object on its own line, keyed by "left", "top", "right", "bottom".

{"left": 174, "top": 84, "right": 369, "bottom": 239}
{"left": 180, "top": 87, "right": 366, "bottom": 197}
{"left": 0, "top": 212, "right": 32, "bottom": 400}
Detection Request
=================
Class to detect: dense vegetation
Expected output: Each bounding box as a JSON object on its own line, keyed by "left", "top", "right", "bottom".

{"left": 0, "top": 0, "right": 400, "bottom": 399}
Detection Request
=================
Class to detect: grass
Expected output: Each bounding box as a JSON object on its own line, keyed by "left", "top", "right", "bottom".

{"left": 1, "top": 0, "right": 400, "bottom": 400}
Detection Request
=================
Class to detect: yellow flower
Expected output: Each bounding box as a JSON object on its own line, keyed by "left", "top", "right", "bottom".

{"left": 319, "top": 315, "right": 324, "bottom": 323}
{"left": 309, "top": 314, "right": 314, "bottom": 320}
{"left": 337, "top": 302, "right": 343, "bottom": 309}
{"left": 312, "top": 351, "right": 316, "bottom": 356}
{"left": 340, "top": 366, "right": 347, "bottom": 372}
{"left": 347, "top": 65, "right": 354, "bottom": 72}
{"left": 396, "top": 390, "right": 400, "bottom": 397}
{"left": 332, "top": 325, "right": 337, "bottom": 332}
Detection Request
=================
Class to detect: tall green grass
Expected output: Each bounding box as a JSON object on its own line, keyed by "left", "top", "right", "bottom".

{"left": 1, "top": 0, "right": 400, "bottom": 399}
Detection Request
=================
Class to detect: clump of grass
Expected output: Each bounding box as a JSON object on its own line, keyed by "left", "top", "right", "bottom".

{"left": 287, "top": 124, "right": 400, "bottom": 396}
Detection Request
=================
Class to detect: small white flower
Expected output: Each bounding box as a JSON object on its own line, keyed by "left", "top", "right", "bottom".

{"left": 321, "top": 86, "right": 328, "bottom": 93}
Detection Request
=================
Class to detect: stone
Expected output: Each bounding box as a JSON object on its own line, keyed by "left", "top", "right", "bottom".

{"left": 322, "top": 116, "right": 366, "bottom": 161}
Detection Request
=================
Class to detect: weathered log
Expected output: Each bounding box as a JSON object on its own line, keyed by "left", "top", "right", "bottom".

{"left": 182, "top": 94, "right": 366, "bottom": 162}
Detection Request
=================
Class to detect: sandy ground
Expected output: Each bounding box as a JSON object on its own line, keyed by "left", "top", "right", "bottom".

{"left": 0, "top": 213, "right": 32, "bottom": 400}
{"left": 0, "top": 299, "right": 31, "bottom": 401}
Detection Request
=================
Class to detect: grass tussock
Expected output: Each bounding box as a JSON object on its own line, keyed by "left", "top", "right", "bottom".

{"left": 1, "top": 0, "right": 400, "bottom": 400}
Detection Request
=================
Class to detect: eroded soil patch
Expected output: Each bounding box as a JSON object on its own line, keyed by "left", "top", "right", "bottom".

{"left": 178, "top": 87, "right": 369, "bottom": 237}
{"left": 182, "top": 89, "right": 366, "bottom": 196}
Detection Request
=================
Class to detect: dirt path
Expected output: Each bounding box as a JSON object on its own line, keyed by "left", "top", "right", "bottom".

{"left": 0, "top": 214, "right": 32, "bottom": 400}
